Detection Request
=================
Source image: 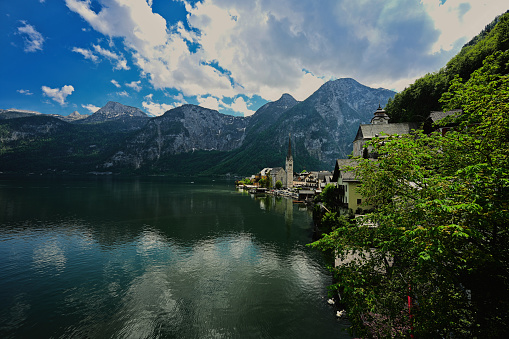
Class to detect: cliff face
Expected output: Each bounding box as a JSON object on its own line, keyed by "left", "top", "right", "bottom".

{"left": 82, "top": 101, "right": 148, "bottom": 123}
{"left": 283, "top": 78, "right": 396, "bottom": 163}
{"left": 0, "top": 116, "right": 70, "bottom": 142}
{"left": 105, "top": 104, "right": 248, "bottom": 169}
{"left": 219, "top": 78, "right": 396, "bottom": 172}
{"left": 101, "top": 79, "right": 395, "bottom": 173}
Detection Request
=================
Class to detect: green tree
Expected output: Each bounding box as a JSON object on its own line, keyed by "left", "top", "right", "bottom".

{"left": 310, "top": 54, "right": 509, "bottom": 337}
{"left": 275, "top": 180, "right": 283, "bottom": 189}
{"left": 320, "top": 183, "right": 343, "bottom": 213}
{"left": 258, "top": 176, "right": 272, "bottom": 188}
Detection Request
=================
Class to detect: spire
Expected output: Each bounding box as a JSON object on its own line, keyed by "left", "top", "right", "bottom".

{"left": 287, "top": 134, "right": 292, "bottom": 159}
{"left": 371, "top": 105, "right": 390, "bottom": 124}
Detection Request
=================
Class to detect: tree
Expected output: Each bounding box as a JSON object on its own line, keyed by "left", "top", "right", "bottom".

{"left": 275, "top": 180, "right": 283, "bottom": 189}
{"left": 310, "top": 53, "right": 509, "bottom": 337}
{"left": 258, "top": 176, "right": 272, "bottom": 188}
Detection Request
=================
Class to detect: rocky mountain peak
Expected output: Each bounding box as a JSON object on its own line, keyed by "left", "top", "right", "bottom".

{"left": 69, "top": 111, "right": 84, "bottom": 118}
{"left": 276, "top": 93, "right": 298, "bottom": 105}
{"left": 83, "top": 101, "right": 148, "bottom": 123}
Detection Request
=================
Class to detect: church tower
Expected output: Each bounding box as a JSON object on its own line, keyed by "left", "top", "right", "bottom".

{"left": 285, "top": 135, "right": 293, "bottom": 188}
{"left": 370, "top": 104, "right": 390, "bottom": 124}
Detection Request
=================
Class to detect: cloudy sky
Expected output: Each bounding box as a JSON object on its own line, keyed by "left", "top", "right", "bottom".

{"left": 1, "top": 0, "right": 507, "bottom": 117}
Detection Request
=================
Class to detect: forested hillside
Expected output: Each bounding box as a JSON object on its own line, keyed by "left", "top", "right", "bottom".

{"left": 311, "top": 11, "right": 509, "bottom": 338}
{"left": 386, "top": 10, "right": 509, "bottom": 123}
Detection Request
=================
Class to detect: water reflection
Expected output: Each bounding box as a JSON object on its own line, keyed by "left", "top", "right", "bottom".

{"left": 32, "top": 238, "right": 67, "bottom": 273}
{"left": 0, "top": 177, "right": 350, "bottom": 338}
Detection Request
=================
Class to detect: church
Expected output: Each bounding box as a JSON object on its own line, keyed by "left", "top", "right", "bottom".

{"left": 352, "top": 105, "right": 419, "bottom": 158}
{"left": 264, "top": 135, "right": 294, "bottom": 188}
{"left": 285, "top": 135, "right": 293, "bottom": 188}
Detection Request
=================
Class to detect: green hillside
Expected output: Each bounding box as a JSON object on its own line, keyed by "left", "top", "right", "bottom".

{"left": 386, "top": 10, "right": 509, "bottom": 123}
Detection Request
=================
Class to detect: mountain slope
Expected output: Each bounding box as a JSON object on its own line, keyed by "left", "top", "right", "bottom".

{"left": 208, "top": 78, "right": 395, "bottom": 174}
{"left": 82, "top": 101, "right": 149, "bottom": 123}
{"left": 1, "top": 80, "right": 395, "bottom": 176}
{"left": 104, "top": 104, "right": 248, "bottom": 170}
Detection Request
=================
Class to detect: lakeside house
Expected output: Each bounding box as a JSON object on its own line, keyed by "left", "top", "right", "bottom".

{"left": 335, "top": 106, "right": 463, "bottom": 213}
{"left": 331, "top": 159, "right": 372, "bottom": 213}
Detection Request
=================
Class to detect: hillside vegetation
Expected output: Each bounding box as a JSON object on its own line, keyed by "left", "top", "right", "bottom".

{"left": 386, "top": 10, "right": 509, "bottom": 123}
{"left": 311, "top": 11, "right": 509, "bottom": 338}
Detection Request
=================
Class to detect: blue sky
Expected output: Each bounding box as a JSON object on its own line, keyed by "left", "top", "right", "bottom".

{"left": 1, "top": 0, "right": 507, "bottom": 117}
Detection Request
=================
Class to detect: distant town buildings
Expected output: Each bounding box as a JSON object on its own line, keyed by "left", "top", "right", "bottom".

{"left": 241, "top": 105, "right": 460, "bottom": 211}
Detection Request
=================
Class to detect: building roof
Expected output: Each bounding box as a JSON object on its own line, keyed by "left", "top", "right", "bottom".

{"left": 429, "top": 109, "right": 462, "bottom": 123}
{"left": 317, "top": 171, "right": 332, "bottom": 181}
{"left": 332, "top": 159, "right": 361, "bottom": 182}
{"left": 260, "top": 167, "right": 272, "bottom": 176}
{"left": 354, "top": 122, "right": 419, "bottom": 141}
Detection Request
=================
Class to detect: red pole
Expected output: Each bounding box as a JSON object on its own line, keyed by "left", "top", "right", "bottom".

{"left": 408, "top": 284, "right": 414, "bottom": 338}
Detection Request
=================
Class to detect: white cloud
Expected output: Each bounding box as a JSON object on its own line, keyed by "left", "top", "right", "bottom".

{"left": 226, "top": 96, "right": 255, "bottom": 117}
{"left": 117, "top": 91, "right": 129, "bottom": 97}
{"left": 17, "top": 21, "right": 44, "bottom": 52}
{"left": 125, "top": 80, "right": 142, "bottom": 92}
{"left": 422, "top": 0, "right": 508, "bottom": 53}
{"left": 142, "top": 92, "right": 188, "bottom": 116}
{"left": 17, "top": 89, "right": 33, "bottom": 96}
{"left": 42, "top": 85, "right": 75, "bottom": 105}
{"left": 93, "top": 44, "right": 130, "bottom": 70}
{"left": 82, "top": 104, "right": 100, "bottom": 113}
{"left": 73, "top": 44, "right": 128, "bottom": 69}
{"left": 66, "top": 0, "right": 509, "bottom": 104}
{"left": 142, "top": 100, "right": 175, "bottom": 116}
{"left": 72, "top": 47, "right": 99, "bottom": 62}
{"left": 197, "top": 96, "right": 221, "bottom": 111}
{"left": 115, "top": 58, "right": 129, "bottom": 71}
{"left": 111, "top": 79, "right": 121, "bottom": 88}
{"left": 171, "top": 92, "right": 188, "bottom": 106}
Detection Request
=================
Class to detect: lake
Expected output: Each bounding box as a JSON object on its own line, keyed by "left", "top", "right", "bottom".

{"left": 0, "top": 176, "right": 351, "bottom": 338}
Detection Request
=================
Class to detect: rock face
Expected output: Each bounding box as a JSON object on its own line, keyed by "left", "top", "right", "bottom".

{"left": 67, "top": 111, "right": 87, "bottom": 120}
{"left": 0, "top": 109, "right": 41, "bottom": 120}
{"left": 0, "top": 116, "right": 69, "bottom": 142}
{"left": 82, "top": 101, "right": 148, "bottom": 123}
{"left": 246, "top": 93, "right": 299, "bottom": 136}
{"left": 106, "top": 104, "right": 248, "bottom": 168}
{"left": 281, "top": 78, "right": 396, "bottom": 163}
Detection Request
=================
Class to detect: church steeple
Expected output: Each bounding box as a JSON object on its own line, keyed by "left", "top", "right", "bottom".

{"left": 285, "top": 134, "right": 293, "bottom": 188}
{"left": 287, "top": 134, "right": 292, "bottom": 160}
{"left": 370, "top": 104, "right": 390, "bottom": 124}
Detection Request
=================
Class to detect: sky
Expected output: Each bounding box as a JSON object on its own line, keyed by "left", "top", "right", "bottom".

{"left": 1, "top": 0, "right": 507, "bottom": 117}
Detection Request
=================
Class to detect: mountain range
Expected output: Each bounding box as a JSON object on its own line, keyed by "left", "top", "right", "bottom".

{"left": 0, "top": 78, "right": 395, "bottom": 176}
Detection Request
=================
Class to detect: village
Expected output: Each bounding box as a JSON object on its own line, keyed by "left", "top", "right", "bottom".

{"left": 235, "top": 104, "right": 458, "bottom": 214}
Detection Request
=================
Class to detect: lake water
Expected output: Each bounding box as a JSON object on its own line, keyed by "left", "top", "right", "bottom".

{"left": 0, "top": 176, "right": 351, "bottom": 338}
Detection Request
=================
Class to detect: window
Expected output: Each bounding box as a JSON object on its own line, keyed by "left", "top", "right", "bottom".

{"left": 357, "top": 198, "right": 362, "bottom": 205}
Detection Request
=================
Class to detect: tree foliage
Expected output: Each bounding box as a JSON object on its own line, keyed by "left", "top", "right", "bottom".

{"left": 310, "top": 53, "right": 509, "bottom": 337}
{"left": 275, "top": 180, "right": 283, "bottom": 189}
